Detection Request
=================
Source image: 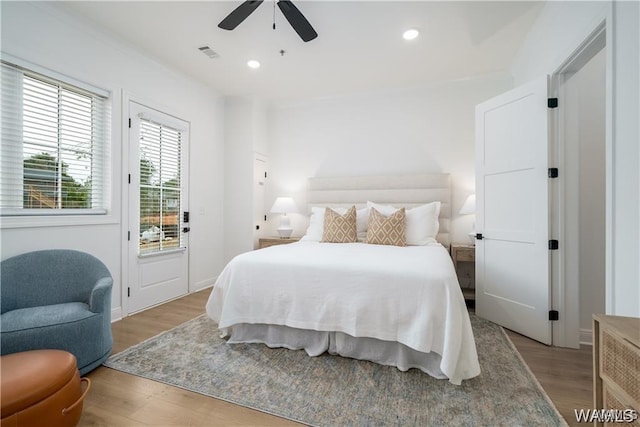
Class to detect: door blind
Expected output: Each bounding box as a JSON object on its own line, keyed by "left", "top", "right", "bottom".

{"left": 138, "top": 118, "right": 183, "bottom": 255}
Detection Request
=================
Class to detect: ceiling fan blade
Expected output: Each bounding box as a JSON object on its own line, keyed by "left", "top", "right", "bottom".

{"left": 218, "top": 0, "right": 264, "bottom": 30}
{"left": 277, "top": 0, "right": 318, "bottom": 42}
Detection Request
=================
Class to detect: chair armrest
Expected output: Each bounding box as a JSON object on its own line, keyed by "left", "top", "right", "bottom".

{"left": 89, "top": 277, "right": 113, "bottom": 314}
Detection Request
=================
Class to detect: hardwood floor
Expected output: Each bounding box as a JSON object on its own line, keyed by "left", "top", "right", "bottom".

{"left": 80, "top": 289, "right": 298, "bottom": 427}
{"left": 79, "top": 289, "right": 592, "bottom": 426}
{"left": 505, "top": 331, "right": 593, "bottom": 426}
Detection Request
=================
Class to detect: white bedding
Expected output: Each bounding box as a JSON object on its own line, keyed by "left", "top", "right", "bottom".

{"left": 206, "top": 241, "right": 480, "bottom": 385}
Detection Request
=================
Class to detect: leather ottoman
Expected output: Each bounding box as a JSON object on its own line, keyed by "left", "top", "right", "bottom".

{"left": 1, "top": 350, "right": 91, "bottom": 427}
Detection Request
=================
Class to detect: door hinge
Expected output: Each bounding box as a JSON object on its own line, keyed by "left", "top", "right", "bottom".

{"left": 128, "top": 174, "right": 131, "bottom": 184}
{"left": 264, "top": 171, "right": 267, "bottom": 178}
{"left": 128, "top": 118, "right": 132, "bottom": 128}
{"left": 548, "top": 168, "right": 559, "bottom": 178}
{"left": 548, "top": 98, "right": 558, "bottom": 109}
{"left": 127, "top": 287, "right": 131, "bottom": 297}
{"left": 475, "top": 233, "right": 484, "bottom": 240}
{"left": 256, "top": 225, "right": 260, "bottom": 230}
{"left": 127, "top": 231, "right": 130, "bottom": 241}
{"left": 264, "top": 215, "right": 267, "bottom": 221}
{"left": 183, "top": 211, "right": 190, "bottom": 223}
{"left": 549, "top": 310, "right": 559, "bottom": 321}
{"left": 549, "top": 240, "right": 559, "bottom": 250}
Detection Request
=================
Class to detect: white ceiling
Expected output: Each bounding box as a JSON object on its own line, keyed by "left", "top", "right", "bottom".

{"left": 59, "top": 1, "right": 544, "bottom": 102}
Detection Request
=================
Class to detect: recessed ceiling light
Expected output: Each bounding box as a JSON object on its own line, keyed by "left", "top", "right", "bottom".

{"left": 403, "top": 29, "right": 419, "bottom": 41}
{"left": 247, "top": 60, "right": 261, "bottom": 69}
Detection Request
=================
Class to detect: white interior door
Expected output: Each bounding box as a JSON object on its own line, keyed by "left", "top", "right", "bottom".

{"left": 475, "top": 76, "right": 552, "bottom": 345}
{"left": 128, "top": 101, "right": 189, "bottom": 313}
{"left": 253, "top": 155, "right": 267, "bottom": 249}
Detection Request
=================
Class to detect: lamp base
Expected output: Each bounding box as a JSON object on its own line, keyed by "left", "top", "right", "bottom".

{"left": 277, "top": 216, "right": 293, "bottom": 238}
{"left": 277, "top": 228, "right": 293, "bottom": 238}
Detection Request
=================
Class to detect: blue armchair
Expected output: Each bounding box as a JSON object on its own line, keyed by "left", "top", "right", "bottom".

{"left": 1, "top": 249, "right": 113, "bottom": 375}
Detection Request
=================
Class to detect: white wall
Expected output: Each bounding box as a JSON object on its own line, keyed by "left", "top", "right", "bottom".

{"left": 223, "top": 98, "right": 254, "bottom": 262}
{"left": 510, "top": 2, "right": 610, "bottom": 85}
{"left": 0, "top": 2, "right": 226, "bottom": 318}
{"left": 510, "top": 0, "right": 640, "bottom": 317}
{"left": 265, "top": 74, "right": 512, "bottom": 244}
{"left": 577, "top": 49, "right": 606, "bottom": 335}
{"left": 223, "top": 97, "right": 270, "bottom": 262}
{"left": 563, "top": 49, "right": 606, "bottom": 337}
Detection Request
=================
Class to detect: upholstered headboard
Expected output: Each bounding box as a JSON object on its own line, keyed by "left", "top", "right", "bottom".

{"left": 307, "top": 174, "right": 451, "bottom": 248}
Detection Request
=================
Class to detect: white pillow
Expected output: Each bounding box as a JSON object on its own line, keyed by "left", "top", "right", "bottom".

{"left": 301, "top": 206, "right": 369, "bottom": 242}
{"left": 366, "top": 201, "right": 441, "bottom": 245}
{"left": 356, "top": 207, "right": 370, "bottom": 242}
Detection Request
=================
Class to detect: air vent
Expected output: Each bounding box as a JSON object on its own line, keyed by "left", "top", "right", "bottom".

{"left": 198, "top": 46, "right": 219, "bottom": 59}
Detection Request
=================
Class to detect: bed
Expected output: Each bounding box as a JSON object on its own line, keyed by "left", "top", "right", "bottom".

{"left": 206, "top": 174, "right": 480, "bottom": 385}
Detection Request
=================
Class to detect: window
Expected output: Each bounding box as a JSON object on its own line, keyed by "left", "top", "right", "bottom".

{"left": 138, "top": 117, "right": 184, "bottom": 255}
{"left": 0, "top": 60, "right": 109, "bottom": 215}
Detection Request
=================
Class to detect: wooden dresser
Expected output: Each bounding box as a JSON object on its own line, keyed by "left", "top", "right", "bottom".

{"left": 593, "top": 314, "right": 640, "bottom": 425}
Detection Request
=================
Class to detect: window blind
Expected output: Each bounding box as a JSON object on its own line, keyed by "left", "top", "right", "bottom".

{"left": 138, "top": 118, "right": 183, "bottom": 254}
{"left": 0, "top": 60, "right": 109, "bottom": 215}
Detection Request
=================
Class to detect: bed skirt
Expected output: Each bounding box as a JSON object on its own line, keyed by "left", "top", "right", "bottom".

{"left": 224, "top": 323, "right": 447, "bottom": 380}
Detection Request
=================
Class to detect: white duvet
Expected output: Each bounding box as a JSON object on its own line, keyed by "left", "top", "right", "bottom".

{"left": 206, "top": 241, "right": 480, "bottom": 384}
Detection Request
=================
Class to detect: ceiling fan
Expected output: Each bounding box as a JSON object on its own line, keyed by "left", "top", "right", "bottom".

{"left": 218, "top": 0, "right": 318, "bottom": 42}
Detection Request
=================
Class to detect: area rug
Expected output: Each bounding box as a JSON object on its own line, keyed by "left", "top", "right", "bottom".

{"left": 104, "top": 314, "right": 567, "bottom": 426}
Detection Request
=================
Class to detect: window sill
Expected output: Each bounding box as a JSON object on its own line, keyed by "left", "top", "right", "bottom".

{"left": 0, "top": 212, "right": 120, "bottom": 229}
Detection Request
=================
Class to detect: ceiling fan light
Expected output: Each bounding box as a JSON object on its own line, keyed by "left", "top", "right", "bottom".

{"left": 247, "top": 60, "right": 261, "bottom": 69}
{"left": 403, "top": 29, "right": 419, "bottom": 41}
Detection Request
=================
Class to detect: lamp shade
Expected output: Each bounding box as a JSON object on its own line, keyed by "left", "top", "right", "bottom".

{"left": 270, "top": 197, "right": 298, "bottom": 214}
{"left": 459, "top": 194, "right": 476, "bottom": 215}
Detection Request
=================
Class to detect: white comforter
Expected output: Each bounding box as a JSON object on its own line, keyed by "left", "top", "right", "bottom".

{"left": 206, "top": 241, "right": 480, "bottom": 384}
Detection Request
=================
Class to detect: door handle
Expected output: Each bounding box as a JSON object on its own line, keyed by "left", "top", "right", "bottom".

{"left": 182, "top": 227, "right": 190, "bottom": 233}
{"left": 476, "top": 233, "right": 483, "bottom": 240}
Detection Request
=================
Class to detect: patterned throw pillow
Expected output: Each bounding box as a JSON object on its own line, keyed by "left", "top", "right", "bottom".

{"left": 321, "top": 206, "right": 357, "bottom": 243}
{"left": 366, "top": 207, "right": 406, "bottom": 246}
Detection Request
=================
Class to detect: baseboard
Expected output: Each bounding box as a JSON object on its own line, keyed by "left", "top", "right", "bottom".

{"left": 193, "top": 277, "right": 216, "bottom": 292}
{"left": 580, "top": 328, "right": 593, "bottom": 346}
{"left": 111, "top": 306, "right": 123, "bottom": 323}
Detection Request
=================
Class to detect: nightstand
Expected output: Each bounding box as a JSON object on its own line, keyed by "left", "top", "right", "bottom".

{"left": 450, "top": 244, "right": 475, "bottom": 302}
{"left": 258, "top": 237, "right": 300, "bottom": 249}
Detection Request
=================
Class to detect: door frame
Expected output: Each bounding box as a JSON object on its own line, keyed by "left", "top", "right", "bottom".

{"left": 120, "top": 90, "right": 191, "bottom": 318}
{"left": 549, "top": 9, "right": 612, "bottom": 347}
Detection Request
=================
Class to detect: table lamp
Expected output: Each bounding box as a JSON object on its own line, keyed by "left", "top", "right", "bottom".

{"left": 270, "top": 197, "right": 298, "bottom": 238}
{"left": 459, "top": 194, "right": 476, "bottom": 244}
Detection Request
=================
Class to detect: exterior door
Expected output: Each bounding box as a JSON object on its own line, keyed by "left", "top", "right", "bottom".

{"left": 475, "top": 76, "right": 552, "bottom": 345}
{"left": 128, "top": 101, "right": 189, "bottom": 313}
